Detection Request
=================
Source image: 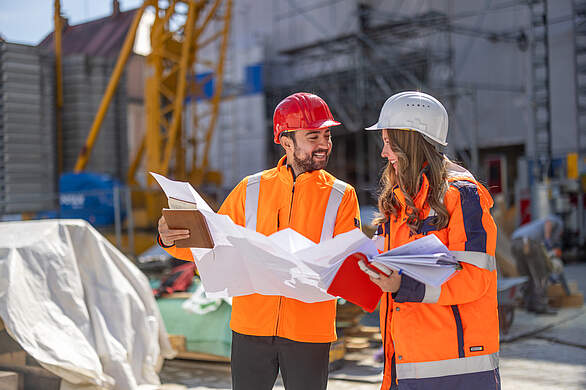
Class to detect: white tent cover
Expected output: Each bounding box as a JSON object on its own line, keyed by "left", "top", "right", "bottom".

{"left": 0, "top": 219, "right": 175, "bottom": 389}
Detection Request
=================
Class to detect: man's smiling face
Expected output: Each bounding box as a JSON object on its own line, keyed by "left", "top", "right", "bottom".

{"left": 283, "top": 128, "right": 333, "bottom": 174}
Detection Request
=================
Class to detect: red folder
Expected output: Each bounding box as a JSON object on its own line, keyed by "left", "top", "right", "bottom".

{"left": 326, "top": 253, "right": 383, "bottom": 312}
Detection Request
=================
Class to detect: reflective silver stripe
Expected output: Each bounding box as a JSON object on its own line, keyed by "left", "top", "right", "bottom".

{"left": 422, "top": 284, "right": 441, "bottom": 303}
{"left": 397, "top": 352, "right": 499, "bottom": 379}
{"left": 244, "top": 172, "right": 263, "bottom": 230}
{"left": 451, "top": 251, "right": 496, "bottom": 271}
{"left": 426, "top": 207, "right": 437, "bottom": 218}
{"left": 319, "top": 179, "right": 347, "bottom": 242}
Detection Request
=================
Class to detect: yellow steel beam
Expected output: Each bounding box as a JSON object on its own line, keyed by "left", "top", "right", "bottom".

{"left": 74, "top": 2, "right": 147, "bottom": 172}
{"left": 160, "top": 0, "right": 199, "bottom": 174}
{"left": 197, "top": 29, "right": 224, "bottom": 50}
{"left": 194, "top": 0, "right": 222, "bottom": 37}
{"left": 54, "top": 0, "right": 63, "bottom": 175}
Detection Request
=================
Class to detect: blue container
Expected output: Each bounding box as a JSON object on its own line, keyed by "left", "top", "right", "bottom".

{"left": 59, "top": 172, "right": 125, "bottom": 226}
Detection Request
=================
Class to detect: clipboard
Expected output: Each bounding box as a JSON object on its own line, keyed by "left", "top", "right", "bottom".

{"left": 162, "top": 209, "right": 215, "bottom": 249}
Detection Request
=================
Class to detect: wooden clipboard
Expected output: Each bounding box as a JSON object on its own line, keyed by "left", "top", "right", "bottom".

{"left": 162, "top": 209, "right": 214, "bottom": 249}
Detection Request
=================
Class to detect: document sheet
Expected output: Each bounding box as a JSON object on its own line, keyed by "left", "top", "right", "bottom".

{"left": 152, "top": 173, "right": 461, "bottom": 302}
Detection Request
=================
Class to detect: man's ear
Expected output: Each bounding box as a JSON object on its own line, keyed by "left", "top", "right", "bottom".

{"left": 280, "top": 135, "right": 293, "bottom": 152}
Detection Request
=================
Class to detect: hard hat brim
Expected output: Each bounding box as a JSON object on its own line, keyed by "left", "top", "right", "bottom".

{"left": 363, "top": 124, "right": 448, "bottom": 146}
{"left": 274, "top": 120, "right": 342, "bottom": 144}
{"left": 311, "top": 119, "right": 342, "bottom": 130}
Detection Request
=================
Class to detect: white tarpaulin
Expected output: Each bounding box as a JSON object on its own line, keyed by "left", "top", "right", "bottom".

{"left": 0, "top": 219, "right": 175, "bottom": 390}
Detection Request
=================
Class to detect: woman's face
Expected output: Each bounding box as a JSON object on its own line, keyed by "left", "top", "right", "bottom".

{"left": 381, "top": 131, "right": 398, "bottom": 174}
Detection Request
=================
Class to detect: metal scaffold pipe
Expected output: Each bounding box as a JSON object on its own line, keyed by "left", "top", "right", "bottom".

{"left": 54, "top": 0, "right": 63, "bottom": 176}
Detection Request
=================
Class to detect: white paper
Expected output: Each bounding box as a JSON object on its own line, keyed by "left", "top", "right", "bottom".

{"left": 371, "top": 234, "right": 459, "bottom": 286}
{"left": 151, "top": 173, "right": 460, "bottom": 301}
{"left": 193, "top": 210, "right": 372, "bottom": 303}
{"left": 150, "top": 171, "right": 213, "bottom": 213}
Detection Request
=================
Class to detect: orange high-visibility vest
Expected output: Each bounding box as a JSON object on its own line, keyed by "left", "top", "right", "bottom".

{"left": 377, "top": 167, "right": 500, "bottom": 390}
{"left": 162, "top": 156, "right": 361, "bottom": 342}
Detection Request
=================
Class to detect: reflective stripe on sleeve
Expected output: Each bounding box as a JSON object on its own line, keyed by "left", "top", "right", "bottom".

{"left": 397, "top": 352, "right": 499, "bottom": 380}
{"left": 244, "top": 172, "right": 263, "bottom": 230}
{"left": 451, "top": 251, "right": 496, "bottom": 271}
{"left": 319, "top": 179, "right": 347, "bottom": 242}
{"left": 422, "top": 284, "right": 441, "bottom": 303}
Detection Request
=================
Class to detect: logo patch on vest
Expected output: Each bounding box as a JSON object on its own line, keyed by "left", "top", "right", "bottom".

{"left": 354, "top": 218, "right": 360, "bottom": 228}
{"left": 470, "top": 346, "right": 484, "bottom": 352}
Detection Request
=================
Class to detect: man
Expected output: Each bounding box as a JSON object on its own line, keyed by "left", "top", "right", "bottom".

{"left": 158, "top": 92, "right": 361, "bottom": 390}
{"left": 511, "top": 214, "right": 564, "bottom": 314}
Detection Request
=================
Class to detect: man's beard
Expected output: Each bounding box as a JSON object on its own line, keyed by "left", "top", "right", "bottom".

{"left": 293, "top": 148, "right": 330, "bottom": 173}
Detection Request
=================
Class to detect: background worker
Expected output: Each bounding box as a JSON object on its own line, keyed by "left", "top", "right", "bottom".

{"left": 511, "top": 214, "right": 564, "bottom": 314}
{"left": 158, "top": 92, "right": 361, "bottom": 390}
{"left": 365, "top": 91, "right": 500, "bottom": 390}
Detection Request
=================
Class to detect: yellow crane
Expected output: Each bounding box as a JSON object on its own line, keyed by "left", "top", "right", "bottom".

{"left": 57, "top": 0, "right": 232, "bottom": 223}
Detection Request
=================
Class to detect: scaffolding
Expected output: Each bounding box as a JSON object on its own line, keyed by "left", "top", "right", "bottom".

{"left": 264, "top": 0, "right": 532, "bottom": 207}
{"left": 573, "top": 0, "right": 586, "bottom": 245}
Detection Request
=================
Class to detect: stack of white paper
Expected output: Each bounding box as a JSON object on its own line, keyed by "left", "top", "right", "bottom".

{"left": 150, "top": 172, "right": 213, "bottom": 212}
{"left": 151, "top": 173, "right": 461, "bottom": 302}
{"left": 370, "top": 234, "right": 460, "bottom": 287}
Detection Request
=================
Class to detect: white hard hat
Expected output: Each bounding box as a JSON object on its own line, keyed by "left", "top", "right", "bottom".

{"left": 365, "top": 91, "right": 448, "bottom": 146}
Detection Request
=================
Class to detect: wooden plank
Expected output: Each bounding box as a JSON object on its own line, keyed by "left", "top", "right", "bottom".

{"left": 547, "top": 282, "right": 579, "bottom": 298}
{"left": 0, "top": 352, "right": 26, "bottom": 367}
{"left": 168, "top": 334, "right": 230, "bottom": 362}
{"left": 162, "top": 292, "right": 193, "bottom": 299}
{"left": 168, "top": 334, "right": 186, "bottom": 353}
{"left": 0, "top": 371, "right": 23, "bottom": 390}
{"left": 549, "top": 292, "right": 584, "bottom": 308}
{"left": 0, "top": 365, "right": 59, "bottom": 379}
{"left": 174, "top": 350, "right": 230, "bottom": 363}
{"left": 345, "top": 336, "right": 370, "bottom": 351}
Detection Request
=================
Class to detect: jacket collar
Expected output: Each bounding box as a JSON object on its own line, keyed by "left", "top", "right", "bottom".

{"left": 391, "top": 172, "right": 431, "bottom": 218}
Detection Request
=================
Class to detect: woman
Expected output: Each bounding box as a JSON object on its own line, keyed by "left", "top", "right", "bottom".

{"left": 365, "top": 91, "right": 500, "bottom": 390}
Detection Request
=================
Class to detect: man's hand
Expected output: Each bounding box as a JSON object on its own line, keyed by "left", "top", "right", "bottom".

{"left": 158, "top": 216, "right": 190, "bottom": 246}
{"left": 370, "top": 271, "right": 402, "bottom": 293}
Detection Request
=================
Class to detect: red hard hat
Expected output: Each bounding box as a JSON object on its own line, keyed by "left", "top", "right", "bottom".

{"left": 273, "top": 92, "right": 341, "bottom": 144}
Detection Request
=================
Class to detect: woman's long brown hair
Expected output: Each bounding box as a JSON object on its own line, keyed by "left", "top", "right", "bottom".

{"left": 373, "top": 129, "right": 450, "bottom": 234}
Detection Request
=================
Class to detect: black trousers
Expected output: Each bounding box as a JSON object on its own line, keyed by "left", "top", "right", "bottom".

{"left": 231, "top": 331, "right": 331, "bottom": 390}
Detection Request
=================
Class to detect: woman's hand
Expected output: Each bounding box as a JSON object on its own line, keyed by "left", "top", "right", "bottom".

{"left": 158, "top": 216, "right": 190, "bottom": 246}
{"left": 370, "top": 271, "right": 402, "bottom": 293}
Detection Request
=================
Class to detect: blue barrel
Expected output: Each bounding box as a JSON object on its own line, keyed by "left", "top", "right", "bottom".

{"left": 59, "top": 172, "right": 125, "bottom": 226}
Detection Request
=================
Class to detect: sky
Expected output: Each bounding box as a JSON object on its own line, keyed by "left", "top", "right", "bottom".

{"left": 0, "top": 0, "right": 144, "bottom": 45}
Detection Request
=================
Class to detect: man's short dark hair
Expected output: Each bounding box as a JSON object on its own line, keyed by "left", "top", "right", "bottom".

{"left": 279, "top": 131, "right": 297, "bottom": 145}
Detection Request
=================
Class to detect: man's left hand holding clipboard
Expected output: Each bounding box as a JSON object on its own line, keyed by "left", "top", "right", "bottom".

{"left": 158, "top": 210, "right": 214, "bottom": 249}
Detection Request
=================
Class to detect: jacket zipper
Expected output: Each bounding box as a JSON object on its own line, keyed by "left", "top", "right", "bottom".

{"left": 451, "top": 305, "right": 465, "bottom": 358}
{"left": 383, "top": 292, "right": 389, "bottom": 375}
{"left": 274, "top": 296, "right": 282, "bottom": 335}
{"left": 383, "top": 221, "right": 392, "bottom": 384}
{"left": 288, "top": 182, "right": 295, "bottom": 223}
{"left": 276, "top": 177, "right": 296, "bottom": 336}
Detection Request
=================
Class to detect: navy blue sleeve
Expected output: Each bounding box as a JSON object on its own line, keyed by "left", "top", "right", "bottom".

{"left": 157, "top": 233, "right": 174, "bottom": 248}
{"left": 392, "top": 274, "right": 425, "bottom": 303}
{"left": 452, "top": 181, "right": 487, "bottom": 252}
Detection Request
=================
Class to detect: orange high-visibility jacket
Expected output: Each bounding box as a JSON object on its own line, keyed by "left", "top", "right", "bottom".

{"left": 377, "top": 165, "right": 500, "bottom": 390}
{"left": 162, "top": 156, "right": 361, "bottom": 343}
